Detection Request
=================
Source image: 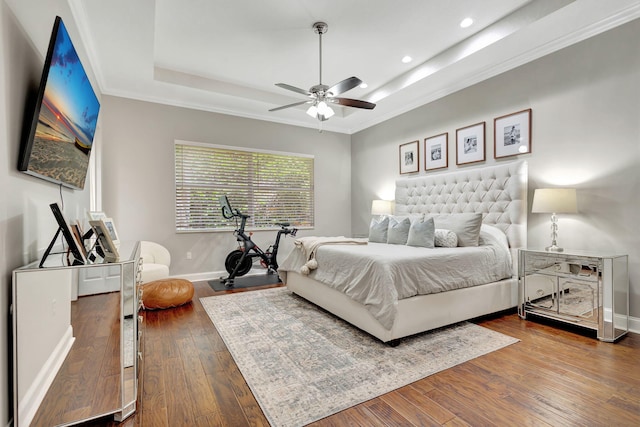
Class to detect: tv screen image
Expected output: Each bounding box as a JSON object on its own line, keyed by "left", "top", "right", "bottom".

{"left": 18, "top": 16, "right": 100, "bottom": 190}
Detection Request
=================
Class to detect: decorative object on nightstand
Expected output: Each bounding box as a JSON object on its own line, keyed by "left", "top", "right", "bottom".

{"left": 531, "top": 188, "right": 577, "bottom": 252}
{"left": 371, "top": 199, "right": 393, "bottom": 218}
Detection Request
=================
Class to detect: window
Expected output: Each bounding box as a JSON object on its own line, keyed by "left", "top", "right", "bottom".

{"left": 175, "top": 141, "right": 314, "bottom": 231}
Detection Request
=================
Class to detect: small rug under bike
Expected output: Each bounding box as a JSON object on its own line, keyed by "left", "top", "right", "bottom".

{"left": 208, "top": 273, "right": 282, "bottom": 291}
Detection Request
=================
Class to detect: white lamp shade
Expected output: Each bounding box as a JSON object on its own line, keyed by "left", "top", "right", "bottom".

{"left": 307, "top": 101, "right": 335, "bottom": 120}
{"left": 306, "top": 104, "right": 318, "bottom": 118}
{"left": 531, "top": 188, "right": 578, "bottom": 213}
{"left": 371, "top": 200, "right": 393, "bottom": 216}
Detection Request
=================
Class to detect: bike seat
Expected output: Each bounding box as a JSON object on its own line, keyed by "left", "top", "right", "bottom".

{"left": 276, "top": 222, "right": 290, "bottom": 227}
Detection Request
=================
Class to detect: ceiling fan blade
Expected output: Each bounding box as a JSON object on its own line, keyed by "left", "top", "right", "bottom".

{"left": 331, "top": 97, "right": 376, "bottom": 110}
{"left": 269, "top": 100, "right": 311, "bottom": 112}
{"left": 327, "top": 77, "right": 362, "bottom": 96}
{"left": 275, "top": 83, "right": 312, "bottom": 96}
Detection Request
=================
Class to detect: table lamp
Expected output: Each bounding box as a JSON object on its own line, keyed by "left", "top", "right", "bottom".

{"left": 531, "top": 188, "right": 577, "bottom": 252}
{"left": 371, "top": 200, "right": 393, "bottom": 218}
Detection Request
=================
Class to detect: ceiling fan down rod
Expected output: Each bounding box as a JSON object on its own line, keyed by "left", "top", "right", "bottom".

{"left": 313, "top": 22, "right": 328, "bottom": 86}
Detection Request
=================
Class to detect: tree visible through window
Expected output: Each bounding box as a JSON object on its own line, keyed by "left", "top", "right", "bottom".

{"left": 175, "top": 141, "right": 314, "bottom": 231}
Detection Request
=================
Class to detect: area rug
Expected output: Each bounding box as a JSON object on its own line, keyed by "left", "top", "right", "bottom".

{"left": 200, "top": 287, "right": 518, "bottom": 427}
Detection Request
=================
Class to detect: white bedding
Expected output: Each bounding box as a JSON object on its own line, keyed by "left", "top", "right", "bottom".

{"left": 279, "top": 227, "right": 512, "bottom": 330}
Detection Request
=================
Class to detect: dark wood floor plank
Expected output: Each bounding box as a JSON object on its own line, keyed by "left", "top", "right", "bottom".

{"left": 363, "top": 399, "right": 416, "bottom": 426}
{"left": 380, "top": 390, "right": 442, "bottom": 426}
{"left": 176, "top": 335, "right": 223, "bottom": 420}
{"left": 401, "top": 385, "right": 457, "bottom": 425}
{"left": 162, "top": 355, "right": 197, "bottom": 425}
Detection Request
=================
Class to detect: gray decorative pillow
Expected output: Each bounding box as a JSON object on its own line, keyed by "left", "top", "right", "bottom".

{"left": 387, "top": 217, "right": 411, "bottom": 245}
{"left": 406, "top": 217, "right": 435, "bottom": 248}
{"left": 429, "top": 213, "right": 483, "bottom": 247}
{"left": 434, "top": 229, "right": 458, "bottom": 247}
{"left": 369, "top": 216, "right": 389, "bottom": 243}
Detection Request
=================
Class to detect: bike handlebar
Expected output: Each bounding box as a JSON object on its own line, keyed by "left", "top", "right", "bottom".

{"left": 220, "top": 195, "right": 297, "bottom": 236}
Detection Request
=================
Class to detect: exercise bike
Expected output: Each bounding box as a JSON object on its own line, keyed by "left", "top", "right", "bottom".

{"left": 219, "top": 195, "right": 297, "bottom": 287}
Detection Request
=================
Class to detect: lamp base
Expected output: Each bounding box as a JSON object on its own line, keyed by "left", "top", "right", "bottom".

{"left": 545, "top": 244, "right": 563, "bottom": 252}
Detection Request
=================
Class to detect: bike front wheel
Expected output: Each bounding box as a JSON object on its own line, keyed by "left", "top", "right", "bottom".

{"left": 225, "top": 250, "right": 252, "bottom": 276}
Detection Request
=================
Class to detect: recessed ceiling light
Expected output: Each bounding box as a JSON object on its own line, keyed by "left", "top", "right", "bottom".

{"left": 460, "top": 17, "right": 473, "bottom": 28}
{"left": 359, "top": 82, "right": 368, "bottom": 89}
{"left": 401, "top": 55, "right": 412, "bottom": 64}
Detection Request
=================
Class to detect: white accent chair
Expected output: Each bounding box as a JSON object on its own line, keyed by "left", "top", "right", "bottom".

{"left": 140, "top": 241, "right": 171, "bottom": 284}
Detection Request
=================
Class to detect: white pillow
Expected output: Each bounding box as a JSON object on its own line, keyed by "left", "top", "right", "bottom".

{"left": 387, "top": 217, "right": 411, "bottom": 245}
{"left": 406, "top": 217, "right": 435, "bottom": 248}
{"left": 429, "top": 213, "right": 483, "bottom": 247}
{"left": 480, "top": 224, "right": 510, "bottom": 252}
{"left": 368, "top": 217, "right": 389, "bottom": 243}
{"left": 434, "top": 229, "right": 458, "bottom": 247}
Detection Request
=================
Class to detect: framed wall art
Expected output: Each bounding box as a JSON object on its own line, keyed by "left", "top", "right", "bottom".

{"left": 424, "top": 133, "right": 448, "bottom": 171}
{"left": 456, "top": 122, "right": 485, "bottom": 165}
{"left": 494, "top": 108, "right": 532, "bottom": 158}
{"left": 399, "top": 140, "right": 419, "bottom": 174}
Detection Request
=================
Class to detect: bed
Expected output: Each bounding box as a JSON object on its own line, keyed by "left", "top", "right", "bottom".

{"left": 279, "top": 160, "right": 528, "bottom": 343}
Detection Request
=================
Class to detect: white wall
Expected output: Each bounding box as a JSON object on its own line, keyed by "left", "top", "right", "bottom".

{"left": 100, "top": 96, "right": 352, "bottom": 277}
{"left": 1, "top": 1, "right": 101, "bottom": 423}
{"left": 351, "top": 19, "right": 640, "bottom": 318}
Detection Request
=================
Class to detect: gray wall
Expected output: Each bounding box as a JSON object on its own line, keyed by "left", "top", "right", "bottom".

{"left": 351, "top": 19, "right": 640, "bottom": 318}
{"left": 1, "top": 1, "right": 99, "bottom": 423}
{"left": 100, "top": 97, "right": 351, "bottom": 277}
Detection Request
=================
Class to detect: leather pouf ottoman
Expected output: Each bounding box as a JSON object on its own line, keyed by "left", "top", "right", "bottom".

{"left": 141, "top": 278, "right": 194, "bottom": 310}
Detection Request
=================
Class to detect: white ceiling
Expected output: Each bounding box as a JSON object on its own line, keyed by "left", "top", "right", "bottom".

{"left": 67, "top": 0, "right": 640, "bottom": 134}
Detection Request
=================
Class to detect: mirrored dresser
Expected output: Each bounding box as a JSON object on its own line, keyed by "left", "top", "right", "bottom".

{"left": 518, "top": 249, "right": 629, "bottom": 342}
{"left": 12, "top": 241, "right": 142, "bottom": 426}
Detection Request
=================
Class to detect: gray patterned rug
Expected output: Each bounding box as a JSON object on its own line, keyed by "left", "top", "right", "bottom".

{"left": 200, "top": 287, "right": 518, "bottom": 427}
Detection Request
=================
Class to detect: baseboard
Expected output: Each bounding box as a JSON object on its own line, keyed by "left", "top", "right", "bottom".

{"left": 629, "top": 315, "right": 640, "bottom": 334}
{"left": 18, "top": 326, "right": 74, "bottom": 427}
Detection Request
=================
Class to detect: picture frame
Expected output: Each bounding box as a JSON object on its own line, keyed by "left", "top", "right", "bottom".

{"left": 494, "top": 108, "right": 532, "bottom": 158}
{"left": 101, "top": 217, "right": 120, "bottom": 248}
{"left": 41, "top": 202, "right": 88, "bottom": 267}
{"left": 71, "top": 223, "right": 88, "bottom": 259}
{"left": 456, "top": 122, "right": 485, "bottom": 165}
{"left": 87, "top": 211, "right": 107, "bottom": 221}
{"left": 399, "top": 140, "right": 419, "bottom": 174}
{"left": 424, "top": 133, "right": 448, "bottom": 171}
{"left": 89, "top": 219, "right": 120, "bottom": 262}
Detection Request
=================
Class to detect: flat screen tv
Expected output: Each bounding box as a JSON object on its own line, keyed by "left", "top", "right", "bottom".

{"left": 18, "top": 16, "right": 100, "bottom": 190}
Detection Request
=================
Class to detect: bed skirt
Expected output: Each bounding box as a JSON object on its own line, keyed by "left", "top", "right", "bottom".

{"left": 285, "top": 272, "right": 518, "bottom": 343}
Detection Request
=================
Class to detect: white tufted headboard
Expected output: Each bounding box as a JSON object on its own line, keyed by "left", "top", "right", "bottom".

{"left": 395, "top": 161, "right": 527, "bottom": 273}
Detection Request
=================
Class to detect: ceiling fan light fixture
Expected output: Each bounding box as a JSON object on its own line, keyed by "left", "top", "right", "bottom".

{"left": 306, "top": 104, "right": 318, "bottom": 118}
{"left": 317, "top": 101, "right": 334, "bottom": 118}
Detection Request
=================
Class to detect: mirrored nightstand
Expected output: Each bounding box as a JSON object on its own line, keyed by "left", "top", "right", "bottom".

{"left": 518, "top": 249, "right": 629, "bottom": 342}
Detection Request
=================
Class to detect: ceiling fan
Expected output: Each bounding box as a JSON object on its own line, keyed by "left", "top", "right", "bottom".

{"left": 269, "top": 21, "right": 376, "bottom": 121}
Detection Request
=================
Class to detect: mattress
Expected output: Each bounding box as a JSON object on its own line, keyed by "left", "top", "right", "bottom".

{"left": 279, "top": 226, "right": 512, "bottom": 329}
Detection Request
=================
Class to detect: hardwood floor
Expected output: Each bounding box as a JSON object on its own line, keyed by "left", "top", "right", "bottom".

{"left": 78, "top": 280, "right": 639, "bottom": 427}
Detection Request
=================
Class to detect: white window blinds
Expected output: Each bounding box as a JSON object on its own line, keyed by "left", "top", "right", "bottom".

{"left": 175, "top": 141, "right": 314, "bottom": 231}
